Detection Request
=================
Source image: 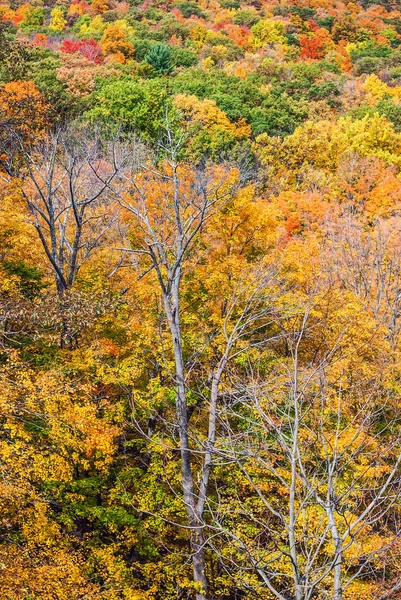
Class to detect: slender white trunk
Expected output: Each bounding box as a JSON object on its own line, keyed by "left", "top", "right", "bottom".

{"left": 163, "top": 286, "right": 208, "bottom": 600}
{"left": 328, "top": 512, "right": 342, "bottom": 600}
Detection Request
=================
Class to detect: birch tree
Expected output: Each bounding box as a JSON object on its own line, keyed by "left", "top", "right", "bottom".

{"left": 210, "top": 288, "right": 401, "bottom": 599}
{"left": 107, "top": 129, "right": 284, "bottom": 599}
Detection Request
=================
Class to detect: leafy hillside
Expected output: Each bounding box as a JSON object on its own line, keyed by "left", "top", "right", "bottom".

{"left": 2, "top": 0, "right": 401, "bottom": 599}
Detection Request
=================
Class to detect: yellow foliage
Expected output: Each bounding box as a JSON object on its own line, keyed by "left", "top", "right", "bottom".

{"left": 79, "top": 14, "right": 106, "bottom": 35}
{"left": 251, "top": 18, "right": 287, "bottom": 49}
{"left": 363, "top": 73, "right": 401, "bottom": 104}
{"left": 190, "top": 24, "right": 208, "bottom": 48}
{"left": 174, "top": 93, "right": 250, "bottom": 138}
{"left": 100, "top": 23, "right": 134, "bottom": 61}
{"left": 202, "top": 56, "right": 214, "bottom": 70}
{"left": 49, "top": 7, "right": 66, "bottom": 31}
{"left": 257, "top": 113, "right": 401, "bottom": 180}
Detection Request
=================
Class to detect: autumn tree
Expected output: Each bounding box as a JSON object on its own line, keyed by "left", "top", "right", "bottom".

{"left": 0, "top": 80, "right": 50, "bottom": 171}
{"left": 49, "top": 7, "right": 67, "bottom": 32}
{"left": 60, "top": 37, "right": 103, "bottom": 63}
{"left": 100, "top": 23, "right": 134, "bottom": 63}
{"left": 94, "top": 124, "right": 287, "bottom": 599}
{"left": 209, "top": 264, "right": 401, "bottom": 599}
{"left": 4, "top": 126, "right": 125, "bottom": 347}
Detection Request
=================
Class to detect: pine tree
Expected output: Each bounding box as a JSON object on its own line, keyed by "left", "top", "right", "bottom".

{"left": 145, "top": 43, "right": 172, "bottom": 74}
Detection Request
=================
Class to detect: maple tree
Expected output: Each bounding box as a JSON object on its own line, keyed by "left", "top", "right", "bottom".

{"left": 60, "top": 37, "right": 103, "bottom": 63}
{"left": 100, "top": 23, "right": 134, "bottom": 63}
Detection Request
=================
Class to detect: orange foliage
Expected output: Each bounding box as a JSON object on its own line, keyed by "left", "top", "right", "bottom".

{"left": 100, "top": 24, "right": 134, "bottom": 62}
{"left": 32, "top": 33, "right": 48, "bottom": 47}
{"left": 0, "top": 80, "right": 50, "bottom": 141}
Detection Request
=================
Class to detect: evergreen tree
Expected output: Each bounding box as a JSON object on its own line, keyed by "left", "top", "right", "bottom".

{"left": 145, "top": 43, "right": 172, "bottom": 74}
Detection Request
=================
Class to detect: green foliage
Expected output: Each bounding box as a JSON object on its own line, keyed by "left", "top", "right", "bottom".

{"left": 205, "top": 32, "right": 243, "bottom": 59}
{"left": 353, "top": 56, "right": 383, "bottom": 75}
{"left": 383, "top": 17, "right": 401, "bottom": 34}
{"left": 172, "top": 67, "right": 314, "bottom": 136}
{"left": 285, "top": 32, "right": 299, "bottom": 46}
{"left": 250, "top": 92, "right": 309, "bottom": 136}
{"left": 272, "top": 61, "right": 342, "bottom": 103}
{"left": 72, "top": 13, "right": 90, "bottom": 34}
{"left": 316, "top": 15, "right": 335, "bottom": 30}
{"left": 156, "top": 17, "right": 190, "bottom": 42}
{"left": 349, "top": 40, "right": 393, "bottom": 62}
{"left": 132, "top": 38, "right": 154, "bottom": 61}
{"left": 349, "top": 99, "right": 401, "bottom": 132}
{"left": 85, "top": 77, "right": 172, "bottom": 137}
{"left": 1, "top": 261, "right": 45, "bottom": 298}
{"left": 5, "top": 0, "right": 401, "bottom": 598}
{"left": 0, "top": 31, "right": 36, "bottom": 82}
{"left": 220, "top": 0, "right": 240, "bottom": 8}
{"left": 288, "top": 5, "right": 316, "bottom": 20}
{"left": 143, "top": 7, "right": 165, "bottom": 22}
{"left": 102, "top": 10, "right": 120, "bottom": 23}
{"left": 233, "top": 10, "right": 260, "bottom": 27}
{"left": 144, "top": 43, "right": 172, "bottom": 74}
{"left": 30, "top": 55, "right": 73, "bottom": 114}
{"left": 170, "top": 46, "right": 198, "bottom": 68}
{"left": 174, "top": 1, "right": 206, "bottom": 19}
{"left": 19, "top": 6, "right": 45, "bottom": 31}
{"left": 172, "top": 68, "right": 263, "bottom": 118}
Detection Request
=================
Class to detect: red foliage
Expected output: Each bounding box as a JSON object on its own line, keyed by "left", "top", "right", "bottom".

{"left": 60, "top": 37, "right": 103, "bottom": 63}
{"left": 71, "top": 0, "right": 91, "bottom": 7}
{"left": 308, "top": 19, "right": 319, "bottom": 32}
{"left": 212, "top": 21, "right": 229, "bottom": 31}
{"left": 300, "top": 34, "right": 325, "bottom": 60}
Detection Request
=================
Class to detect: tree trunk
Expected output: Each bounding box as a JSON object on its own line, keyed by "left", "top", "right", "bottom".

{"left": 328, "top": 508, "right": 342, "bottom": 600}
{"left": 332, "top": 534, "right": 342, "bottom": 600}
{"left": 191, "top": 524, "right": 208, "bottom": 600}
{"left": 163, "top": 286, "right": 208, "bottom": 600}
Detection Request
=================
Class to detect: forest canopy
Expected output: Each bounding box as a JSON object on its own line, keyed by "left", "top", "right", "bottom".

{"left": 2, "top": 0, "right": 401, "bottom": 598}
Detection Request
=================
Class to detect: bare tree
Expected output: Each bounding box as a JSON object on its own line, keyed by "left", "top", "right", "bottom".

{"left": 7, "top": 126, "right": 125, "bottom": 347}
{"left": 103, "top": 127, "right": 287, "bottom": 599}
{"left": 19, "top": 128, "right": 123, "bottom": 294}
{"left": 115, "top": 135, "right": 232, "bottom": 599}
{"left": 323, "top": 214, "right": 401, "bottom": 349}
{"left": 209, "top": 296, "right": 401, "bottom": 599}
